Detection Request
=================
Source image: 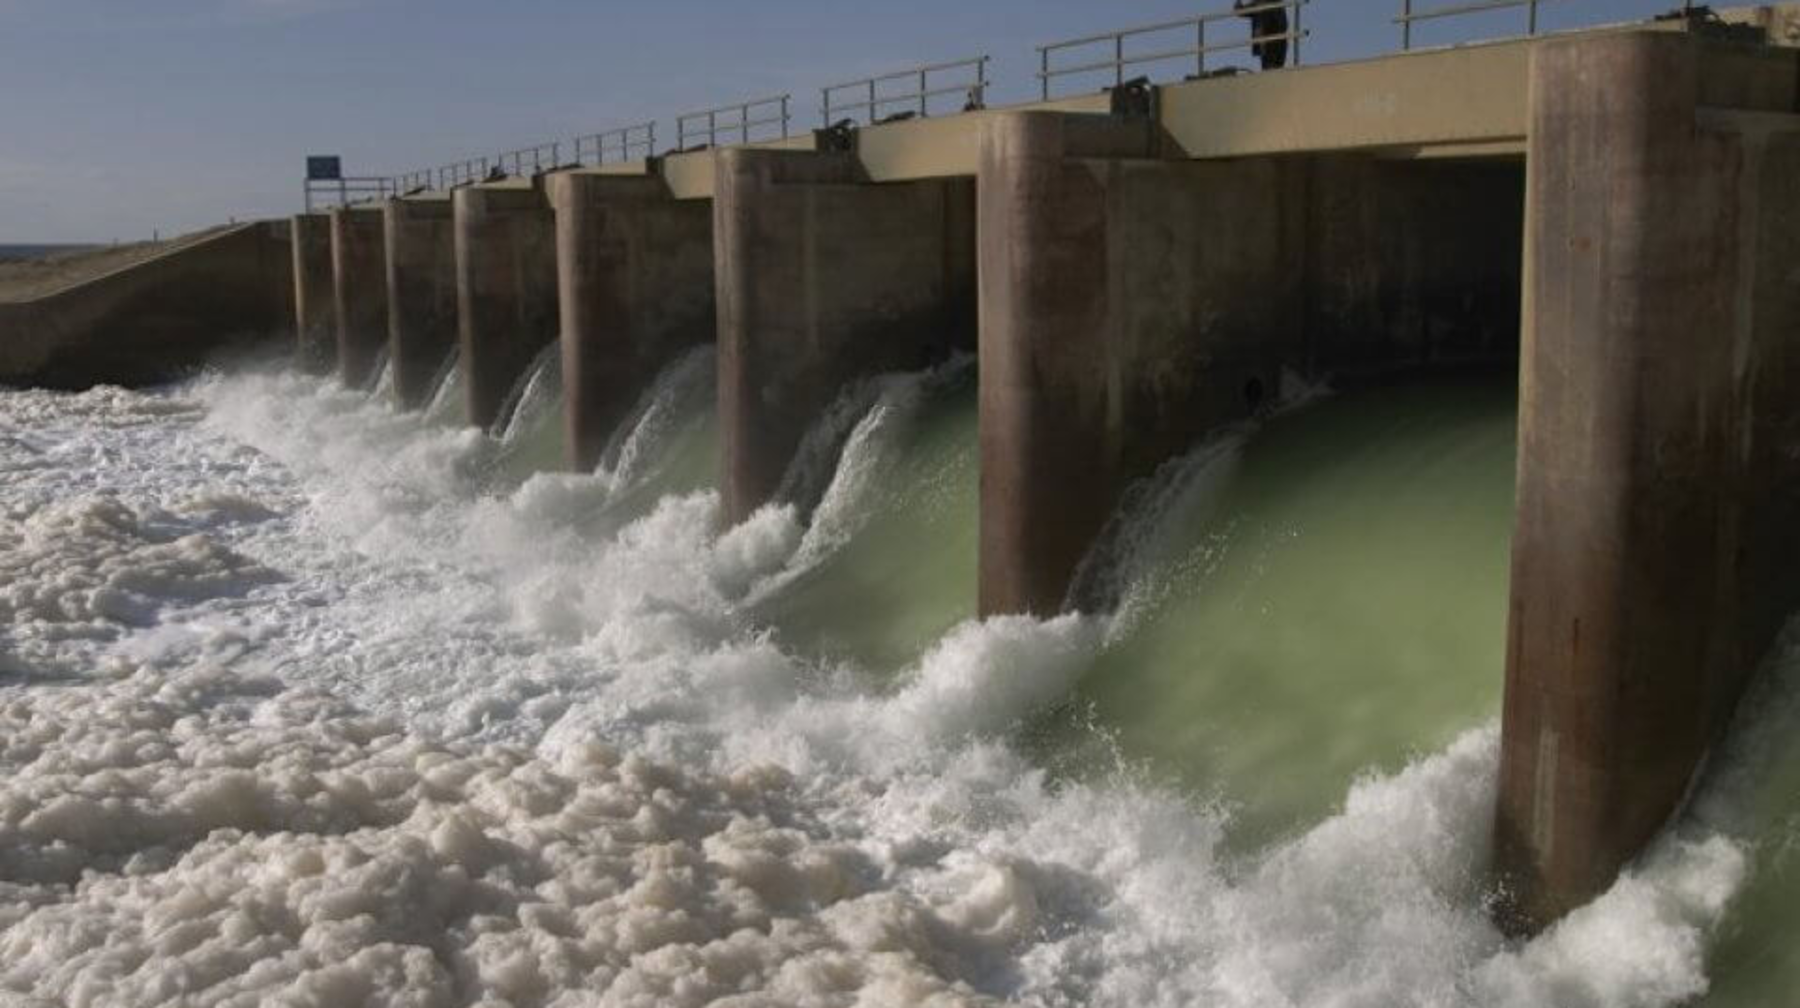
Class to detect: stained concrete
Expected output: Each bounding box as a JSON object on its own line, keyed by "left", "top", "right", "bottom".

{"left": 1494, "top": 31, "right": 1800, "bottom": 931}
{"left": 330, "top": 206, "right": 389, "bottom": 389}
{"left": 291, "top": 214, "right": 334, "bottom": 374}
{"left": 454, "top": 182, "right": 560, "bottom": 431}
{"left": 0, "top": 222, "right": 292, "bottom": 388}
{"left": 384, "top": 198, "right": 458, "bottom": 409}
{"left": 715, "top": 148, "right": 976, "bottom": 524}
{"left": 548, "top": 172, "right": 714, "bottom": 472}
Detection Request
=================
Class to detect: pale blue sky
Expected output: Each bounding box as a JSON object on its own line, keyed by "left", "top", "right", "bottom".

{"left": 0, "top": 0, "right": 1676, "bottom": 241}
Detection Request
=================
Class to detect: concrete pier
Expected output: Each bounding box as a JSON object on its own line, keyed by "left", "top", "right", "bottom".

{"left": 1494, "top": 31, "right": 1800, "bottom": 931}
{"left": 291, "top": 213, "right": 334, "bottom": 374}
{"left": 454, "top": 181, "right": 559, "bottom": 431}
{"left": 383, "top": 196, "right": 457, "bottom": 409}
{"left": 976, "top": 113, "right": 1524, "bottom": 616}
{"left": 715, "top": 148, "right": 976, "bottom": 523}
{"left": 548, "top": 171, "right": 714, "bottom": 472}
{"left": 329, "top": 206, "right": 389, "bottom": 388}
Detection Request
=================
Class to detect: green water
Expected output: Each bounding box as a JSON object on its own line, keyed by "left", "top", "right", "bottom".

{"left": 1030, "top": 377, "right": 1519, "bottom": 850}
{"left": 599, "top": 401, "right": 719, "bottom": 523}
{"left": 424, "top": 354, "right": 469, "bottom": 428}
{"left": 753, "top": 368, "right": 979, "bottom": 673}
{"left": 491, "top": 400, "right": 566, "bottom": 484}
{"left": 1697, "top": 653, "right": 1800, "bottom": 1007}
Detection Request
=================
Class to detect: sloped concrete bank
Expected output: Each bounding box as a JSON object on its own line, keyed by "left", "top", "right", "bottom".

{"left": 0, "top": 221, "right": 292, "bottom": 388}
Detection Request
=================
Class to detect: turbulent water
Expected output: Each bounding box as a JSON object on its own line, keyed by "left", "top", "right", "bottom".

{"left": 0, "top": 352, "right": 1795, "bottom": 1007}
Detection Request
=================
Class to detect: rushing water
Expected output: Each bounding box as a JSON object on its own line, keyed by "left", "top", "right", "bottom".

{"left": 1035, "top": 378, "right": 1519, "bottom": 851}
{"left": 0, "top": 350, "right": 1795, "bottom": 1006}
{"left": 750, "top": 358, "right": 978, "bottom": 674}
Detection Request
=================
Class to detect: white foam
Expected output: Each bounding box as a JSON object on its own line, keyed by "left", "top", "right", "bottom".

{"left": 0, "top": 373, "right": 1787, "bottom": 1007}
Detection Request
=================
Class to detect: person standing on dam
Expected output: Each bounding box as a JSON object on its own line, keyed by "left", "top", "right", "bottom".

{"left": 1235, "top": 0, "right": 1290, "bottom": 70}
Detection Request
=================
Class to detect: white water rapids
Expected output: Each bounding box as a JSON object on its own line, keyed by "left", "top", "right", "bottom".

{"left": 0, "top": 362, "right": 1791, "bottom": 1007}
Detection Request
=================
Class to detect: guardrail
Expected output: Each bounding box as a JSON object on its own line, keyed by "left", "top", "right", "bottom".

{"left": 575, "top": 122, "right": 657, "bottom": 164}
{"left": 1037, "top": 2, "right": 1308, "bottom": 100}
{"left": 821, "top": 56, "right": 989, "bottom": 127}
{"left": 1396, "top": 0, "right": 1691, "bottom": 49}
{"left": 303, "top": 177, "right": 396, "bottom": 213}
{"left": 676, "top": 95, "right": 792, "bottom": 150}
{"left": 312, "top": 0, "right": 1709, "bottom": 209}
{"left": 494, "top": 142, "right": 563, "bottom": 178}
{"left": 433, "top": 157, "right": 492, "bottom": 191}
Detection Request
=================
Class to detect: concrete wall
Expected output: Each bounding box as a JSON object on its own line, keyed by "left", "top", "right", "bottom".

{"left": 715, "top": 148, "right": 977, "bottom": 523}
{"left": 977, "top": 112, "right": 1525, "bottom": 616}
{"left": 0, "top": 221, "right": 292, "bottom": 388}
{"left": 292, "top": 214, "right": 334, "bottom": 374}
{"left": 384, "top": 197, "right": 458, "bottom": 409}
{"left": 330, "top": 206, "right": 389, "bottom": 389}
{"left": 548, "top": 171, "right": 714, "bottom": 472}
{"left": 1303, "top": 156, "right": 1524, "bottom": 374}
{"left": 1494, "top": 32, "right": 1800, "bottom": 931}
{"left": 454, "top": 182, "right": 559, "bottom": 431}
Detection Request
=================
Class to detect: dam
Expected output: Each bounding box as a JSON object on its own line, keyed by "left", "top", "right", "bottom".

{"left": 2, "top": 2, "right": 1799, "bottom": 1004}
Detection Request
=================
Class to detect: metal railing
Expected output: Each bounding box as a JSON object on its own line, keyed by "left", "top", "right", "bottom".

{"left": 821, "top": 56, "right": 990, "bottom": 127}
{"left": 575, "top": 122, "right": 657, "bottom": 164}
{"left": 1037, "top": 2, "right": 1308, "bottom": 100}
{"left": 308, "top": 0, "right": 1716, "bottom": 211}
{"left": 432, "top": 157, "right": 492, "bottom": 191}
{"left": 494, "top": 142, "right": 563, "bottom": 178}
{"left": 675, "top": 94, "right": 791, "bottom": 150}
{"left": 1395, "top": 0, "right": 1693, "bottom": 49}
{"left": 303, "top": 177, "right": 396, "bottom": 213}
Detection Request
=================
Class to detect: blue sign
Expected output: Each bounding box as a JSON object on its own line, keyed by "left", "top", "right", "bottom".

{"left": 305, "top": 156, "right": 343, "bottom": 181}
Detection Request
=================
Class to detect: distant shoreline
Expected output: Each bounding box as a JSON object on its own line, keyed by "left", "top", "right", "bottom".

{"left": 0, "top": 244, "right": 103, "bottom": 263}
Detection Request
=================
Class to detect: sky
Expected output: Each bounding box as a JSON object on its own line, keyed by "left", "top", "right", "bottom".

{"left": 0, "top": 0, "right": 1682, "bottom": 242}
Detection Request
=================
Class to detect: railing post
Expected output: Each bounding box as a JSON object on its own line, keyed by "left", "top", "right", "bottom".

{"left": 919, "top": 69, "right": 929, "bottom": 116}
{"left": 1197, "top": 19, "right": 1206, "bottom": 77}
{"left": 782, "top": 95, "right": 791, "bottom": 138}
{"left": 1293, "top": 0, "right": 1303, "bottom": 66}
{"left": 1041, "top": 48, "right": 1049, "bottom": 101}
{"left": 1528, "top": 0, "right": 1538, "bottom": 35}
{"left": 1115, "top": 34, "right": 1124, "bottom": 86}
{"left": 1402, "top": 0, "right": 1412, "bottom": 50}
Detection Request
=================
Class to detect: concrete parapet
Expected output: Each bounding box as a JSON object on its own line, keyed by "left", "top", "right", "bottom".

{"left": 1495, "top": 31, "right": 1800, "bottom": 931}
{"left": 329, "top": 206, "right": 389, "bottom": 389}
{"left": 715, "top": 148, "right": 977, "bottom": 524}
{"left": 975, "top": 111, "right": 1525, "bottom": 616}
{"left": 547, "top": 171, "right": 714, "bottom": 472}
{"left": 383, "top": 197, "right": 457, "bottom": 409}
{"left": 0, "top": 221, "right": 292, "bottom": 388}
{"left": 454, "top": 182, "right": 559, "bottom": 431}
{"left": 291, "top": 214, "right": 334, "bottom": 374}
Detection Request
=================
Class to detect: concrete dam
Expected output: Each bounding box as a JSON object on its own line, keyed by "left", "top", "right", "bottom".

{"left": 4, "top": 2, "right": 1800, "bottom": 1003}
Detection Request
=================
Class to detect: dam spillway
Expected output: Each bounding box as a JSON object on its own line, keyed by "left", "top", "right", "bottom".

{"left": 2, "top": 3, "right": 1800, "bottom": 1004}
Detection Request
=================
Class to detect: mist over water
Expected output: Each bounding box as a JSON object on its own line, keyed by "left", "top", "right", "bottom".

{"left": 0, "top": 350, "right": 1794, "bottom": 1006}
